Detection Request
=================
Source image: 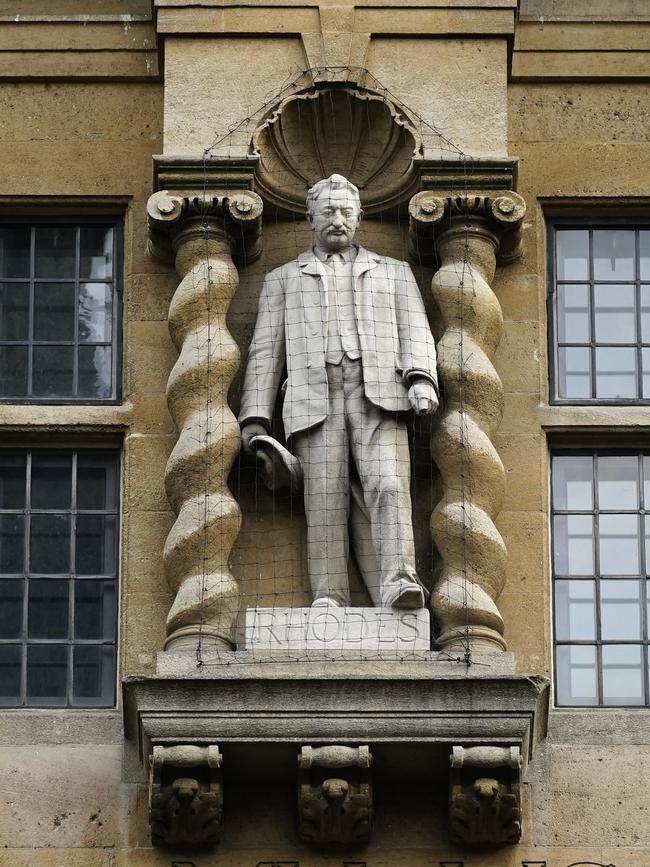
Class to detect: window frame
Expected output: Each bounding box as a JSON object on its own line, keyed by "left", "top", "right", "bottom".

{"left": 0, "top": 445, "right": 121, "bottom": 709}
{"left": 547, "top": 216, "right": 650, "bottom": 406}
{"left": 0, "top": 216, "right": 123, "bottom": 406}
{"left": 551, "top": 447, "right": 650, "bottom": 709}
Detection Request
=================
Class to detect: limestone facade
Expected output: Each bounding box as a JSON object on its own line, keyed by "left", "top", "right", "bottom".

{"left": 0, "top": 0, "right": 649, "bottom": 864}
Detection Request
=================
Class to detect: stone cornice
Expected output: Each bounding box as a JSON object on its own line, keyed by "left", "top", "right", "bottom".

{"left": 151, "top": 154, "right": 522, "bottom": 225}
{"left": 123, "top": 666, "right": 549, "bottom": 768}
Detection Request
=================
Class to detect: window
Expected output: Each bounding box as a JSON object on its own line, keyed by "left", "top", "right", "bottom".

{"left": 0, "top": 449, "right": 119, "bottom": 707}
{"left": 549, "top": 223, "right": 650, "bottom": 402}
{"left": 552, "top": 451, "right": 650, "bottom": 707}
{"left": 0, "top": 220, "right": 122, "bottom": 402}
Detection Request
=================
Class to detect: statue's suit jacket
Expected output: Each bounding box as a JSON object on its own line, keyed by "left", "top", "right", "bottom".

{"left": 239, "top": 245, "right": 438, "bottom": 441}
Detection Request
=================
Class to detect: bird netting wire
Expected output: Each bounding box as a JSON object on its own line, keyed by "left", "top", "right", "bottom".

{"left": 185, "top": 67, "right": 478, "bottom": 667}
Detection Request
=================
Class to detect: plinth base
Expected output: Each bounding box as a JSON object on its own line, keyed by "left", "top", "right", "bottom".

{"left": 237, "top": 606, "right": 430, "bottom": 652}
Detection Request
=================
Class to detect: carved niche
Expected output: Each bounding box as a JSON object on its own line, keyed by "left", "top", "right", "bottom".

{"left": 298, "top": 745, "right": 373, "bottom": 844}
{"left": 251, "top": 84, "right": 422, "bottom": 216}
{"left": 448, "top": 745, "right": 522, "bottom": 847}
{"left": 149, "top": 745, "right": 223, "bottom": 846}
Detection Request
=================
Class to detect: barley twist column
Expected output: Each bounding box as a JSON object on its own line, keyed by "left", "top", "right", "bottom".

{"left": 409, "top": 192, "right": 526, "bottom": 653}
{"left": 147, "top": 190, "right": 263, "bottom": 652}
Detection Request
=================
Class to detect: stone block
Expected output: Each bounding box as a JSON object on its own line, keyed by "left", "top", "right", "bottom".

{"left": 238, "top": 606, "right": 431, "bottom": 652}
{"left": 0, "top": 745, "right": 124, "bottom": 849}
{"left": 365, "top": 37, "right": 508, "bottom": 157}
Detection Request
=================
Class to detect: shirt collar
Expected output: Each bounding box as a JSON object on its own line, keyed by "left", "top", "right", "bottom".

{"left": 313, "top": 244, "right": 358, "bottom": 264}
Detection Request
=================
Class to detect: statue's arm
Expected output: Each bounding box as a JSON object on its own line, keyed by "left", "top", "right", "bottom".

{"left": 238, "top": 269, "right": 286, "bottom": 432}
{"left": 395, "top": 261, "right": 439, "bottom": 393}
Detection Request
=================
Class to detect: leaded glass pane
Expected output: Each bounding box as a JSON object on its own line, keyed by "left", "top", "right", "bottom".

{"left": 594, "top": 284, "right": 636, "bottom": 344}
{"left": 602, "top": 645, "right": 644, "bottom": 706}
{"left": 555, "top": 579, "right": 596, "bottom": 641}
{"left": 0, "top": 226, "right": 30, "bottom": 278}
{"left": 73, "top": 645, "right": 114, "bottom": 705}
{"left": 593, "top": 229, "right": 635, "bottom": 281}
{"left": 0, "top": 283, "right": 29, "bottom": 340}
{"left": 554, "top": 514, "right": 594, "bottom": 575}
{"left": 595, "top": 346, "right": 636, "bottom": 399}
{"left": 0, "top": 645, "right": 21, "bottom": 703}
{"left": 0, "top": 578, "right": 23, "bottom": 639}
{"left": 558, "top": 346, "right": 591, "bottom": 399}
{"left": 26, "top": 644, "right": 67, "bottom": 704}
{"left": 557, "top": 230, "right": 589, "bottom": 281}
{"left": 597, "top": 455, "right": 638, "bottom": 510}
{"left": 32, "top": 345, "right": 74, "bottom": 397}
{"left": 558, "top": 284, "right": 590, "bottom": 343}
{"left": 0, "top": 346, "right": 28, "bottom": 397}
{"left": 600, "top": 580, "right": 641, "bottom": 640}
{"left": 552, "top": 456, "right": 593, "bottom": 511}
{"left": 556, "top": 644, "right": 598, "bottom": 706}
{"left": 34, "top": 227, "right": 76, "bottom": 279}
{"left": 28, "top": 579, "right": 69, "bottom": 639}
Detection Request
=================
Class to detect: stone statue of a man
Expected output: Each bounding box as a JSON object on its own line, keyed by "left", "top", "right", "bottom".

{"left": 239, "top": 174, "right": 439, "bottom": 610}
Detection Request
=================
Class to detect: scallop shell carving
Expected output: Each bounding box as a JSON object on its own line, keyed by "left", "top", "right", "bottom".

{"left": 251, "top": 86, "right": 423, "bottom": 215}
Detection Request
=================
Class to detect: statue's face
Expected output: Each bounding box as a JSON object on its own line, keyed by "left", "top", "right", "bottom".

{"left": 309, "top": 186, "right": 361, "bottom": 252}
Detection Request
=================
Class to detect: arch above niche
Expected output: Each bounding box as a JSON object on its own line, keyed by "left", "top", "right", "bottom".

{"left": 250, "top": 83, "right": 424, "bottom": 217}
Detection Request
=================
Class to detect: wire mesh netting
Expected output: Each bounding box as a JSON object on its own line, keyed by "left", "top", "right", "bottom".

{"left": 183, "top": 67, "right": 478, "bottom": 665}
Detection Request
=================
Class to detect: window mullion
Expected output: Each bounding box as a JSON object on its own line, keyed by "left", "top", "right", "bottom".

{"left": 27, "top": 228, "right": 35, "bottom": 398}
{"left": 21, "top": 450, "right": 32, "bottom": 706}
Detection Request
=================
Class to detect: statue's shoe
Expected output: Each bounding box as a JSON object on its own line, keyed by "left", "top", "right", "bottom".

{"left": 384, "top": 581, "right": 425, "bottom": 610}
{"left": 311, "top": 597, "right": 344, "bottom": 608}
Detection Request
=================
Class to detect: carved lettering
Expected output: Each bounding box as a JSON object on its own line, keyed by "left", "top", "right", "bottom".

{"left": 252, "top": 610, "right": 284, "bottom": 645}
{"left": 241, "top": 607, "right": 430, "bottom": 651}
{"left": 398, "top": 612, "right": 419, "bottom": 639}
{"left": 343, "top": 610, "right": 367, "bottom": 642}
{"left": 309, "top": 611, "right": 343, "bottom": 642}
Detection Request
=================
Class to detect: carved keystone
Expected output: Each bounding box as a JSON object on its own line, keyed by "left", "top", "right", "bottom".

{"left": 298, "top": 745, "right": 373, "bottom": 844}
{"left": 449, "top": 745, "right": 522, "bottom": 847}
{"left": 149, "top": 745, "right": 223, "bottom": 846}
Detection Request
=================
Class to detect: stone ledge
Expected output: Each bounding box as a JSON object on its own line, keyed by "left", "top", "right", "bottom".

{"left": 123, "top": 664, "right": 549, "bottom": 768}
{"left": 154, "top": 649, "right": 518, "bottom": 676}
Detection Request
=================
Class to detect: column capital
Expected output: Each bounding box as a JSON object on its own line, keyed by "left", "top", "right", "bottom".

{"left": 408, "top": 191, "right": 526, "bottom": 264}
{"left": 147, "top": 189, "right": 263, "bottom": 266}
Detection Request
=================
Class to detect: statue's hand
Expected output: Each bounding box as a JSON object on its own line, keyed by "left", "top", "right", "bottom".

{"left": 240, "top": 422, "right": 268, "bottom": 454}
{"left": 407, "top": 380, "right": 439, "bottom": 416}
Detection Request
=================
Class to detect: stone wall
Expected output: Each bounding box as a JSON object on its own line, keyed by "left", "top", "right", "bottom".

{"left": 0, "top": 0, "right": 649, "bottom": 864}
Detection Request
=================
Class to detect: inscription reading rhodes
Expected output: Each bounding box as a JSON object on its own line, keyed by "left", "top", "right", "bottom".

{"left": 239, "top": 607, "right": 430, "bottom": 651}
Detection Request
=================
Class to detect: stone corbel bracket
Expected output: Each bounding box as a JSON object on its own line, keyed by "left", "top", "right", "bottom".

{"left": 298, "top": 745, "right": 373, "bottom": 844}
{"left": 147, "top": 189, "right": 263, "bottom": 266}
{"left": 408, "top": 191, "right": 527, "bottom": 266}
{"left": 149, "top": 744, "right": 223, "bottom": 847}
{"left": 449, "top": 745, "right": 522, "bottom": 848}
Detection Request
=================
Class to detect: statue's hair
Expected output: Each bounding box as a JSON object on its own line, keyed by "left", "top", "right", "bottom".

{"left": 306, "top": 174, "right": 361, "bottom": 216}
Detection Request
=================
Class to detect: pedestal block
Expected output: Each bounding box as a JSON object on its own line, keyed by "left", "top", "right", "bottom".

{"left": 237, "top": 607, "right": 430, "bottom": 652}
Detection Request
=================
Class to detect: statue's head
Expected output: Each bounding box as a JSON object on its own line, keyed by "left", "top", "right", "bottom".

{"left": 306, "top": 174, "right": 362, "bottom": 253}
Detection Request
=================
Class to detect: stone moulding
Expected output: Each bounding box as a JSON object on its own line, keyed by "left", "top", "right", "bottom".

{"left": 448, "top": 744, "right": 522, "bottom": 847}
{"left": 149, "top": 744, "right": 223, "bottom": 846}
{"left": 298, "top": 745, "right": 373, "bottom": 844}
{"left": 408, "top": 188, "right": 526, "bottom": 655}
{"left": 123, "top": 667, "right": 549, "bottom": 763}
